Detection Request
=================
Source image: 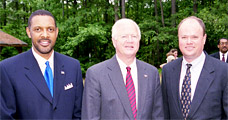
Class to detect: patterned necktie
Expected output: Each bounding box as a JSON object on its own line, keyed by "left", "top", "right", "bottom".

{"left": 44, "top": 61, "right": 53, "bottom": 97}
{"left": 180, "top": 64, "right": 192, "bottom": 119}
{"left": 222, "top": 54, "right": 225, "bottom": 62}
{"left": 126, "top": 67, "right": 137, "bottom": 120}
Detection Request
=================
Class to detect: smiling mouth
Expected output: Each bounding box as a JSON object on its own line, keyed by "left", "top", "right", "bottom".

{"left": 125, "top": 46, "right": 134, "bottom": 48}
{"left": 39, "top": 39, "right": 51, "bottom": 47}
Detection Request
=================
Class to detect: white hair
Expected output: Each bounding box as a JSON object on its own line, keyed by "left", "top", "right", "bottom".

{"left": 111, "top": 18, "right": 141, "bottom": 40}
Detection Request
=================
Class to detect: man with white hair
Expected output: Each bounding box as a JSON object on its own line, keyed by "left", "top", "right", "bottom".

{"left": 82, "top": 18, "right": 164, "bottom": 119}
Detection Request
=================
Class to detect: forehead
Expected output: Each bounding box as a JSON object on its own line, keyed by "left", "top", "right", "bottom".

{"left": 220, "top": 39, "right": 228, "bottom": 42}
{"left": 117, "top": 22, "right": 138, "bottom": 35}
{"left": 178, "top": 19, "right": 203, "bottom": 35}
{"left": 31, "top": 15, "right": 55, "bottom": 27}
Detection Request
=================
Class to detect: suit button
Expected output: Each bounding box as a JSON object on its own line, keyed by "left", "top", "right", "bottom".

{"left": 54, "top": 107, "right": 57, "bottom": 110}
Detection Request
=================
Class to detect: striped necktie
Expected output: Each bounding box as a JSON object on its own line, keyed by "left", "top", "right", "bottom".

{"left": 126, "top": 67, "right": 137, "bottom": 120}
{"left": 180, "top": 64, "right": 192, "bottom": 119}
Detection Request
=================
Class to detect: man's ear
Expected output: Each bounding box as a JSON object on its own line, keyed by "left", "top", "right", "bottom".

{"left": 112, "top": 37, "right": 116, "bottom": 48}
{"left": 26, "top": 27, "right": 31, "bottom": 38}
{"left": 55, "top": 27, "right": 59, "bottom": 38}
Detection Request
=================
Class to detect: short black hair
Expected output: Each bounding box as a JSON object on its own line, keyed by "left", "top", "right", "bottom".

{"left": 217, "top": 38, "right": 228, "bottom": 45}
{"left": 28, "top": 9, "right": 56, "bottom": 29}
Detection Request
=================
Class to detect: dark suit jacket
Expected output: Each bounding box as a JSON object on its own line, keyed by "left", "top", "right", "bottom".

{"left": 0, "top": 49, "right": 83, "bottom": 119}
{"left": 210, "top": 52, "right": 228, "bottom": 63}
{"left": 162, "top": 54, "right": 228, "bottom": 119}
{"left": 82, "top": 55, "right": 164, "bottom": 120}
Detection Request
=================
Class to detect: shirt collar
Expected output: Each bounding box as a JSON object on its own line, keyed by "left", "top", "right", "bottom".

{"left": 182, "top": 52, "right": 206, "bottom": 69}
{"left": 32, "top": 47, "right": 54, "bottom": 66}
{"left": 116, "top": 54, "right": 136, "bottom": 69}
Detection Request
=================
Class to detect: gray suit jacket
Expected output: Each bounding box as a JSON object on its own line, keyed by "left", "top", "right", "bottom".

{"left": 82, "top": 55, "right": 164, "bottom": 119}
{"left": 162, "top": 54, "right": 228, "bottom": 119}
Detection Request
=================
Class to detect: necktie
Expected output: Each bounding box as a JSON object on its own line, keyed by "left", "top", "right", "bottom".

{"left": 44, "top": 61, "right": 53, "bottom": 97}
{"left": 180, "top": 64, "right": 192, "bottom": 119}
{"left": 222, "top": 54, "right": 225, "bottom": 62}
{"left": 126, "top": 67, "right": 137, "bottom": 120}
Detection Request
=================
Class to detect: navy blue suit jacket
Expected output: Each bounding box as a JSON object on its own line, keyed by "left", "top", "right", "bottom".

{"left": 210, "top": 52, "right": 228, "bottom": 63}
{"left": 162, "top": 54, "right": 228, "bottom": 119}
{"left": 0, "top": 49, "right": 83, "bottom": 119}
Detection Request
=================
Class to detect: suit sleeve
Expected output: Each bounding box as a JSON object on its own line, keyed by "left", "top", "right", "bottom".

{"left": 0, "top": 63, "right": 16, "bottom": 119}
{"left": 81, "top": 68, "right": 101, "bottom": 120}
{"left": 152, "top": 70, "right": 165, "bottom": 119}
{"left": 161, "top": 66, "right": 170, "bottom": 119}
{"left": 73, "top": 61, "right": 84, "bottom": 119}
{"left": 223, "top": 66, "right": 228, "bottom": 118}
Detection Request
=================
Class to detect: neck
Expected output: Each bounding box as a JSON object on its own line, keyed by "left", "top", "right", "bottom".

{"left": 117, "top": 54, "right": 135, "bottom": 66}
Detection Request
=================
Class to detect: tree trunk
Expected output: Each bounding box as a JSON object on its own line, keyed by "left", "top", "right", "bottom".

{"left": 171, "top": 0, "right": 176, "bottom": 27}
{"left": 193, "top": 0, "right": 197, "bottom": 13}
{"left": 2, "top": 0, "right": 7, "bottom": 27}
{"left": 66, "top": 0, "right": 69, "bottom": 18}
{"left": 154, "top": 0, "right": 158, "bottom": 19}
{"left": 104, "top": 0, "right": 109, "bottom": 23}
{"left": 114, "top": 0, "right": 119, "bottom": 22}
{"left": 73, "top": 0, "right": 77, "bottom": 15}
{"left": 121, "top": 0, "right": 125, "bottom": 18}
{"left": 62, "top": 0, "right": 64, "bottom": 18}
{"left": 159, "top": 0, "right": 165, "bottom": 27}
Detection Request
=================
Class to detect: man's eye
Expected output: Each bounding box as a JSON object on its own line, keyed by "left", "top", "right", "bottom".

{"left": 35, "top": 28, "right": 41, "bottom": 32}
{"left": 132, "top": 35, "right": 137, "bottom": 39}
{"left": 48, "top": 28, "right": 54, "bottom": 32}
{"left": 121, "top": 35, "right": 127, "bottom": 38}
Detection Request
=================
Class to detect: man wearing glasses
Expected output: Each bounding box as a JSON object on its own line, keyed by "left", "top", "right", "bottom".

{"left": 211, "top": 38, "right": 228, "bottom": 63}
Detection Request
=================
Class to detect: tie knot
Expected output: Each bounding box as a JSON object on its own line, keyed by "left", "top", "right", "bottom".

{"left": 45, "top": 61, "right": 50, "bottom": 66}
{"left": 126, "top": 67, "right": 131, "bottom": 72}
{"left": 186, "top": 64, "right": 192, "bottom": 69}
{"left": 223, "top": 54, "right": 225, "bottom": 57}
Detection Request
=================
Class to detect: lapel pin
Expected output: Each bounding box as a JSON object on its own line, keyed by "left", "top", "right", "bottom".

{"left": 61, "top": 71, "right": 65, "bottom": 75}
{"left": 144, "top": 74, "right": 148, "bottom": 78}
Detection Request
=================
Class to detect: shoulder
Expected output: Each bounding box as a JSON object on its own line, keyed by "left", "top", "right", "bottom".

{"left": 163, "top": 57, "right": 182, "bottom": 69}
{"left": 206, "top": 55, "right": 227, "bottom": 68}
{"left": 210, "top": 52, "right": 219, "bottom": 57}
{"left": 87, "top": 59, "right": 110, "bottom": 72}
{"left": 137, "top": 59, "right": 158, "bottom": 72}
{"left": 0, "top": 50, "right": 30, "bottom": 67}
{"left": 54, "top": 52, "right": 80, "bottom": 64}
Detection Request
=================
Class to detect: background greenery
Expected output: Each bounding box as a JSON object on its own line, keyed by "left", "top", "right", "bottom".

{"left": 1, "top": 0, "right": 228, "bottom": 77}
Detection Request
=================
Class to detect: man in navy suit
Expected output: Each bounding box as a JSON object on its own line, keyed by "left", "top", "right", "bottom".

{"left": 210, "top": 38, "right": 228, "bottom": 63}
{"left": 82, "top": 18, "right": 164, "bottom": 119}
{"left": 162, "top": 16, "right": 228, "bottom": 119}
{"left": 0, "top": 10, "right": 83, "bottom": 119}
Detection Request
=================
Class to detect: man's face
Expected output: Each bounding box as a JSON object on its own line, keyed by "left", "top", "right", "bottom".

{"left": 178, "top": 19, "right": 206, "bottom": 62}
{"left": 112, "top": 22, "right": 140, "bottom": 60}
{"left": 218, "top": 39, "right": 228, "bottom": 53}
{"left": 26, "top": 15, "right": 58, "bottom": 56}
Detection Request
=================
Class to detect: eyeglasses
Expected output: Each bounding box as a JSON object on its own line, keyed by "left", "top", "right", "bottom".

{"left": 219, "top": 42, "right": 228, "bottom": 45}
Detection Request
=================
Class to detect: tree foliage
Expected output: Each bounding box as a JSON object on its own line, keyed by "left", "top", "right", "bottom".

{"left": 1, "top": 0, "right": 228, "bottom": 76}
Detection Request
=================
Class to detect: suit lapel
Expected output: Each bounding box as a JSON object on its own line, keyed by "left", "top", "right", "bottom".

{"left": 136, "top": 60, "right": 148, "bottom": 118}
{"left": 24, "top": 50, "right": 53, "bottom": 104}
{"left": 53, "top": 52, "right": 65, "bottom": 109}
{"left": 107, "top": 56, "right": 134, "bottom": 119}
{"left": 188, "top": 56, "right": 215, "bottom": 118}
{"left": 170, "top": 58, "right": 183, "bottom": 117}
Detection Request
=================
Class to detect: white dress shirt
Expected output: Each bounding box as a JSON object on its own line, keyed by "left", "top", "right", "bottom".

{"left": 219, "top": 51, "right": 227, "bottom": 62}
{"left": 116, "top": 55, "right": 138, "bottom": 108}
{"left": 32, "top": 47, "right": 54, "bottom": 77}
{"left": 179, "top": 52, "right": 205, "bottom": 101}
